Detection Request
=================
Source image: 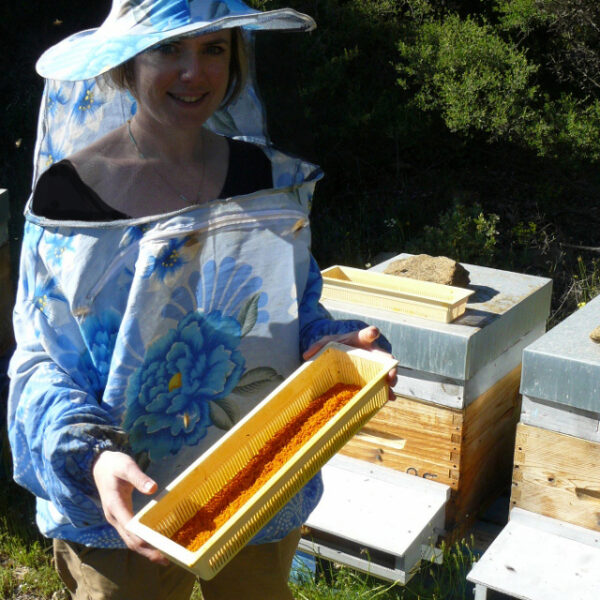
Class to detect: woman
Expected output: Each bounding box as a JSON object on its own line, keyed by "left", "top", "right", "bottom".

{"left": 8, "top": 1, "right": 394, "bottom": 599}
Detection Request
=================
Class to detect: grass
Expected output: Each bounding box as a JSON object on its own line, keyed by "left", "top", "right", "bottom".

{"left": 0, "top": 474, "right": 478, "bottom": 600}
{"left": 0, "top": 526, "right": 67, "bottom": 600}
{"left": 287, "top": 539, "right": 477, "bottom": 600}
{"left": 0, "top": 531, "right": 478, "bottom": 600}
{"left": 0, "top": 480, "right": 66, "bottom": 600}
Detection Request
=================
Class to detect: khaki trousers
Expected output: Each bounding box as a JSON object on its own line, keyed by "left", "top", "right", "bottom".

{"left": 53, "top": 529, "right": 301, "bottom": 600}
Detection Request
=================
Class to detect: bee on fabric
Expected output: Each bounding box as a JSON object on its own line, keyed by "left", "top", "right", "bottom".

{"left": 73, "top": 306, "right": 92, "bottom": 318}
{"left": 284, "top": 218, "right": 308, "bottom": 238}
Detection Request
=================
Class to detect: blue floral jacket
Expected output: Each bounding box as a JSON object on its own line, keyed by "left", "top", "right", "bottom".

{"left": 7, "top": 147, "right": 374, "bottom": 549}
{"left": 8, "top": 68, "right": 386, "bottom": 549}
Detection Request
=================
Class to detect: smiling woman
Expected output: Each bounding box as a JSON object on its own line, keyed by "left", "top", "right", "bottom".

{"left": 7, "top": 1, "right": 394, "bottom": 599}
{"left": 105, "top": 29, "right": 238, "bottom": 211}
{"left": 32, "top": 26, "right": 258, "bottom": 216}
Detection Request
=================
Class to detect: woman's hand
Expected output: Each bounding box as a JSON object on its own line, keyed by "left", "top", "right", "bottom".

{"left": 92, "top": 450, "right": 169, "bottom": 565}
{"left": 302, "top": 326, "right": 397, "bottom": 398}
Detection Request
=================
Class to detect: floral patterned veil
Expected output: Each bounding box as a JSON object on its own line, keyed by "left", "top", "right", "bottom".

{"left": 30, "top": 0, "right": 317, "bottom": 196}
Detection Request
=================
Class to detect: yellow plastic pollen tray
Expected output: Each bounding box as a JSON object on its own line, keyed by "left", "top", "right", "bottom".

{"left": 321, "top": 265, "right": 474, "bottom": 323}
{"left": 127, "top": 343, "right": 397, "bottom": 580}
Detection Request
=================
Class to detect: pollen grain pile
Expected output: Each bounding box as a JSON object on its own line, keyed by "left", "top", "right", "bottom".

{"left": 171, "top": 382, "right": 361, "bottom": 551}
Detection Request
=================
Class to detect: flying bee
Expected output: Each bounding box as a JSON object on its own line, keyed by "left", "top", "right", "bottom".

{"left": 284, "top": 218, "right": 308, "bottom": 238}
{"left": 72, "top": 306, "right": 92, "bottom": 318}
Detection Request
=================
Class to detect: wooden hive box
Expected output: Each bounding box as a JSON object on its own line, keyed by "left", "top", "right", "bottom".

{"left": 511, "top": 423, "right": 600, "bottom": 532}
{"left": 0, "top": 190, "right": 14, "bottom": 357}
{"left": 322, "top": 255, "right": 552, "bottom": 539}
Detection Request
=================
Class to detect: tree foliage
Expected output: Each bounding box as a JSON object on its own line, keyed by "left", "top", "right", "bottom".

{"left": 397, "top": 13, "right": 539, "bottom": 141}
{"left": 498, "top": 0, "right": 600, "bottom": 97}
{"left": 253, "top": 0, "right": 600, "bottom": 319}
{"left": 4, "top": 0, "right": 600, "bottom": 320}
{"left": 395, "top": 1, "right": 600, "bottom": 160}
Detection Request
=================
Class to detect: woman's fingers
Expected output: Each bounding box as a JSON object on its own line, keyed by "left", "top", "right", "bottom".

{"left": 302, "top": 326, "right": 381, "bottom": 360}
{"left": 93, "top": 451, "right": 169, "bottom": 564}
{"left": 302, "top": 326, "right": 397, "bottom": 398}
{"left": 119, "top": 529, "right": 169, "bottom": 564}
{"left": 354, "top": 325, "right": 381, "bottom": 347}
{"left": 386, "top": 366, "right": 398, "bottom": 400}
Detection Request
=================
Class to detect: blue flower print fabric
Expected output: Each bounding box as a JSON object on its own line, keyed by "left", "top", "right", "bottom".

{"left": 124, "top": 308, "right": 246, "bottom": 461}
{"left": 35, "top": 0, "right": 314, "bottom": 82}
{"left": 8, "top": 165, "right": 378, "bottom": 548}
{"left": 9, "top": 61, "right": 387, "bottom": 549}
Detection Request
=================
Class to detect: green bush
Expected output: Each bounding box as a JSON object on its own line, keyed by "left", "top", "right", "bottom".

{"left": 397, "top": 13, "right": 538, "bottom": 141}
{"left": 396, "top": 4, "right": 600, "bottom": 161}
{"left": 406, "top": 201, "right": 499, "bottom": 265}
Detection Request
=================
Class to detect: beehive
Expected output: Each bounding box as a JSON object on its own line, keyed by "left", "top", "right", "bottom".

{"left": 512, "top": 295, "right": 600, "bottom": 529}
{"left": 127, "top": 343, "right": 397, "bottom": 579}
{"left": 323, "top": 255, "right": 552, "bottom": 538}
{"left": 468, "top": 292, "right": 600, "bottom": 600}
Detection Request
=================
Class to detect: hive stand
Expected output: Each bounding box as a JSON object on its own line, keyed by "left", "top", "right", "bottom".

{"left": 468, "top": 295, "right": 600, "bottom": 598}
{"left": 299, "top": 454, "right": 449, "bottom": 584}
{"left": 468, "top": 508, "right": 600, "bottom": 600}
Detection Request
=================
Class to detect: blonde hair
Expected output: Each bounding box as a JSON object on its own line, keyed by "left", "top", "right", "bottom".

{"left": 108, "top": 27, "right": 247, "bottom": 108}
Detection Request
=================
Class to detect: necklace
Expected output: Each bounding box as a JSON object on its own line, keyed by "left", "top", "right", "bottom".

{"left": 127, "top": 118, "right": 147, "bottom": 159}
{"left": 127, "top": 118, "right": 205, "bottom": 205}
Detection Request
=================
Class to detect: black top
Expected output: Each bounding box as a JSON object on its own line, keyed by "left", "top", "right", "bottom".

{"left": 32, "top": 138, "right": 273, "bottom": 221}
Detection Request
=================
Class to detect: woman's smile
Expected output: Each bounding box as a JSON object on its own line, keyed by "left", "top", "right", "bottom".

{"left": 167, "top": 91, "right": 210, "bottom": 106}
{"left": 169, "top": 93, "right": 206, "bottom": 103}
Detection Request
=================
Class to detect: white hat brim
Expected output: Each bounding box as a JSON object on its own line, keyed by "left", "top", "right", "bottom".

{"left": 36, "top": 8, "right": 315, "bottom": 81}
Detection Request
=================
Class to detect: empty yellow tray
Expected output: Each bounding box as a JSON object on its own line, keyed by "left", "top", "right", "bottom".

{"left": 321, "top": 265, "right": 474, "bottom": 322}
{"left": 127, "top": 343, "right": 397, "bottom": 580}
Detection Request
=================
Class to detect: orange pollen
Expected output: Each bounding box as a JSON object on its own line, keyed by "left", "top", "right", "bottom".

{"left": 171, "top": 382, "right": 361, "bottom": 551}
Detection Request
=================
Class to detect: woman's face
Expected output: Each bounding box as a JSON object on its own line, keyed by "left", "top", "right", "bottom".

{"left": 132, "top": 29, "right": 232, "bottom": 131}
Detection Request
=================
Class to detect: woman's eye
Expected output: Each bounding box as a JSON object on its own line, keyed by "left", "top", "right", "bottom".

{"left": 205, "top": 45, "right": 226, "bottom": 56}
{"left": 155, "top": 43, "right": 179, "bottom": 56}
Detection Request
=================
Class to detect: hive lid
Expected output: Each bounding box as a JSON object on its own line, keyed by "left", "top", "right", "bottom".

{"left": 322, "top": 254, "right": 552, "bottom": 380}
{"left": 520, "top": 294, "right": 600, "bottom": 412}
